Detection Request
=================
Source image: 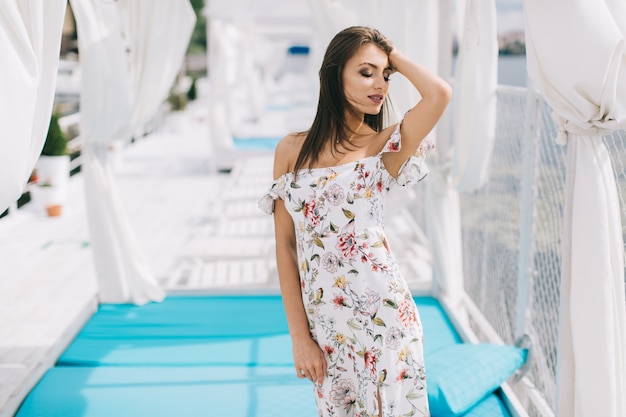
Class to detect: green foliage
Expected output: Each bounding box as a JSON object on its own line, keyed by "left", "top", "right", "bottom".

{"left": 41, "top": 113, "right": 68, "bottom": 156}
{"left": 186, "top": 78, "right": 197, "bottom": 101}
{"left": 168, "top": 91, "right": 188, "bottom": 111}
{"left": 187, "top": 0, "right": 206, "bottom": 53}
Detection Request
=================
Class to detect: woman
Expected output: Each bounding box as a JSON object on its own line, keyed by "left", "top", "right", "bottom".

{"left": 259, "top": 26, "right": 451, "bottom": 417}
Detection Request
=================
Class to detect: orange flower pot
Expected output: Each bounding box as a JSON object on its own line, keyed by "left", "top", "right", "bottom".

{"left": 46, "top": 204, "right": 62, "bottom": 217}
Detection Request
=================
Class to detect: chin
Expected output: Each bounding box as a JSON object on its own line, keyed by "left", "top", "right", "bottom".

{"left": 361, "top": 105, "right": 382, "bottom": 115}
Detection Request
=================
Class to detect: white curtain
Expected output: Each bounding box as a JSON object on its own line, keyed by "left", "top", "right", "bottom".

{"left": 0, "top": 0, "right": 67, "bottom": 213}
{"left": 450, "top": 0, "right": 498, "bottom": 192}
{"left": 71, "top": 0, "right": 194, "bottom": 305}
{"left": 524, "top": 1, "right": 626, "bottom": 416}
{"left": 117, "top": 0, "right": 196, "bottom": 128}
{"left": 206, "top": 17, "right": 236, "bottom": 154}
{"left": 426, "top": 0, "right": 497, "bottom": 306}
{"left": 306, "top": 0, "right": 356, "bottom": 56}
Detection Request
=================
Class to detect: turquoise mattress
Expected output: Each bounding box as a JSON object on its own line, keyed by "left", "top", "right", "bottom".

{"left": 16, "top": 296, "right": 513, "bottom": 417}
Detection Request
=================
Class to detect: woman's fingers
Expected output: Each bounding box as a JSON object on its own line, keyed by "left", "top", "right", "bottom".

{"left": 293, "top": 338, "right": 327, "bottom": 384}
{"left": 295, "top": 362, "right": 326, "bottom": 384}
{"left": 314, "top": 355, "right": 326, "bottom": 384}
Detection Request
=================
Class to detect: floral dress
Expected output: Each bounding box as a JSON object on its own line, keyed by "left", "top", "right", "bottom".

{"left": 259, "top": 121, "right": 434, "bottom": 417}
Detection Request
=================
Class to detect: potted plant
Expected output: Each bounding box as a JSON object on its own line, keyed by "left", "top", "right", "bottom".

{"left": 33, "top": 113, "right": 70, "bottom": 216}
{"left": 186, "top": 77, "right": 197, "bottom": 102}
{"left": 167, "top": 89, "right": 188, "bottom": 131}
{"left": 168, "top": 90, "right": 188, "bottom": 111}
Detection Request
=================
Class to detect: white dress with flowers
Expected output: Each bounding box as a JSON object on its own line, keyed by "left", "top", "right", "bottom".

{"left": 259, "top": 121, "right": 434, "bottom": 417}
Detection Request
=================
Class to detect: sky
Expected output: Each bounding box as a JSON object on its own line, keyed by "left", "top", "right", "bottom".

{"left": 496, "top": 0, "right": 524, "bottom": 34}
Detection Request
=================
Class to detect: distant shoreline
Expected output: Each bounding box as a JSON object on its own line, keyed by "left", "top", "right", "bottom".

{"left": 453, "top": 31, "right": 526, "bottom": 56}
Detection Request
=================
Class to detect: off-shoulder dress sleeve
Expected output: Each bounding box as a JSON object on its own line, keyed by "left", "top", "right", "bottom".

{"left": 258, "top": 173, "right": 289, "bottom": 214}
{"left": 381, "top": 118, "right": 435, "bottom": 187}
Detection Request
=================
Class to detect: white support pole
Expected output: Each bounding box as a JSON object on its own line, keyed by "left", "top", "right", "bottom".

{"left": 514, "top": 82, "right": 540, "bottom": 340}
{"left": 437, "top": 0, "right": 453, "bottom": 152}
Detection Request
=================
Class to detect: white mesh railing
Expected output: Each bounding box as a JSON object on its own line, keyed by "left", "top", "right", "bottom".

{"left": 458, "top": 86, "right": 564, "bottom": 417}
{"left": 459, "top": 87, "right": 527, "bottom": 347}
{"left": 451, "top": 84, "right": 626, "bottom": 417}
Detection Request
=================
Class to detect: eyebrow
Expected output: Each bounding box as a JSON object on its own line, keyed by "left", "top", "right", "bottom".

{"left": 359, "top": 62, "right": 393, "bottom": 71}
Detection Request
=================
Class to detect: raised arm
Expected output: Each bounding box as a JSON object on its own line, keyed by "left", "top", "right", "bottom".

{"left": 383, "top": 50, "right": 452, "bottom": 176}
{"left": 272, "top": 136, "right": 327, "bottom": 385}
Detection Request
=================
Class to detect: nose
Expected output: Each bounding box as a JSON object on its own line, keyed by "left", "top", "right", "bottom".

{"left": 374, "top": 74, "right": 386, "bottom": 90}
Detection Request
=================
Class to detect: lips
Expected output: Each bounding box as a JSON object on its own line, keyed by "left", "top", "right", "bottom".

{"left": 368, "top": 94, "right": 384, "bottom": 104}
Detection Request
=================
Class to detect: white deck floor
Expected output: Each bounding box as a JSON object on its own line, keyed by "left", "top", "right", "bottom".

{"left": 0, "top": 98, "right": 432, "bottom": 416}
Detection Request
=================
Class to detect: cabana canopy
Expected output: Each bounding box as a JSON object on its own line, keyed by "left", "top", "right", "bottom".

{"left": 0, "top": 0, "right": 67, "bottom": 212}
{"left": 524, "top": 0, "right": 626, "bottom": 415}
{"left": 69, "top": 0, "right": 195, "bottom": 304}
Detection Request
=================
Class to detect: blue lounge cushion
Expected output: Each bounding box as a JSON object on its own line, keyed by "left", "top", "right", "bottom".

{"left": 426, "top": 343, "right": 527, "bottom": 417}
{"left": 460, "top": 393, "right": 512, "bottom": 417}
{"left": 20, "top": 296, "right": 488, "bottom": 416}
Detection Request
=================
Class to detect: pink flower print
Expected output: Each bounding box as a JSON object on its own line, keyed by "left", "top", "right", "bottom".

{"left": 376, "top": 179, "right": 383, "bottom": 192}
{"left": 357, "top": 288, "right": 380, "bottom": 317}
{"left": 332, "top": 294, "right": 347, "bottom": 309}
{"left": 384, "top": 139, "right": 400, "bottom": 152}
{"left": 322, "top": 252, "right": 339, "bottom": 273}
{"left": 398, "top": 299, "right": 418, "bottom": 328}
{"left": 364, "top": 348, "right": 380, "bottom": 376}
{"left": 337, "top": 232, "right": 358, "bottom": 260}
{"left": 330, "top": 379, "right": 357, "bottom": 409}
{"left": 385, "top": 327, "right": 401, "bottom": 350}
{"left": 326, "top": 184, "right": 345, "bottom": 206}
{"left": 303, "top": 198, "right": 320, "bottom": 226}
{"left": 324, "top": 345, "right": 335, "bottom": 356}
{"left": 396, "top": 368, "right": 409, "bottom": 381}
{"left": 365, "top": 288, "right": 380, "bottom": 305}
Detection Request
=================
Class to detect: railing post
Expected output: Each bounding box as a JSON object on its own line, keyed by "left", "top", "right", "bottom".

{"left": 515, "top": 83, "right": 541, "bottom": 340}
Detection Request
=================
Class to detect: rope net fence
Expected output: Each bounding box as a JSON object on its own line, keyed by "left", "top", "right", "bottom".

{"left": 457, "top": 87, "right": 563, "bottom": 416}
{"left": 420, "top": 85, "right": 626, "bottom": 417}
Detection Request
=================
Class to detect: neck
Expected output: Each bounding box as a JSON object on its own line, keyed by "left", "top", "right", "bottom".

{"left": 344, "top": 111, "right": 365, "bottom": 137}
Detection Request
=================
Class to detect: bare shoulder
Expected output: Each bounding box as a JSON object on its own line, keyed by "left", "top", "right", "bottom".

{"left": 273, "top": 132, "right": 306, "bottom": 178}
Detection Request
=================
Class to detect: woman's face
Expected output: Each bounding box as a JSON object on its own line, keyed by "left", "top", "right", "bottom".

{"left": 342, "top": 43, "right": 391, "bottom": 117}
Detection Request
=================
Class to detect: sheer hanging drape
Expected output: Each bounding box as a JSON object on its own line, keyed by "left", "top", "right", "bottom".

{"left": 70, "top": 0, "right": 195, "bottom": 305}
{"left": 426, "top": 0, "right": 498, "bottom": 304}
{"left": 524, "top": 1, "right": 626, "bottom": 415}
{"left": 0, "top": 0, "right": 67, "bottom": 213}
{"left": 450, "top": 0, "right": 498, "bottom": 192}
{"left": 117, "top": 0, "right": 196, "bottom": 128}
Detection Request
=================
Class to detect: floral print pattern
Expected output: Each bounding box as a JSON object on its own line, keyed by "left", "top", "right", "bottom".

{"left": 260, "top": 122, "right": 433, "bottom": 417}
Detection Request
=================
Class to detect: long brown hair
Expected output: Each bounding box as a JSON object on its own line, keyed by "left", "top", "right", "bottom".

{"left": 293, "top": 26, "right": 394, "bottom": 174}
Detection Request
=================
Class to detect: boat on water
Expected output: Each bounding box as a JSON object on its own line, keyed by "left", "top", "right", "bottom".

{"left": 1, "top": 1, "right": 625, "bottom": 417}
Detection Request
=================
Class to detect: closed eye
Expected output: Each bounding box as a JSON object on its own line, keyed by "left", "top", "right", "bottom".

{"left": 360, "top": 70, "right": 390, "bottom": 82}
